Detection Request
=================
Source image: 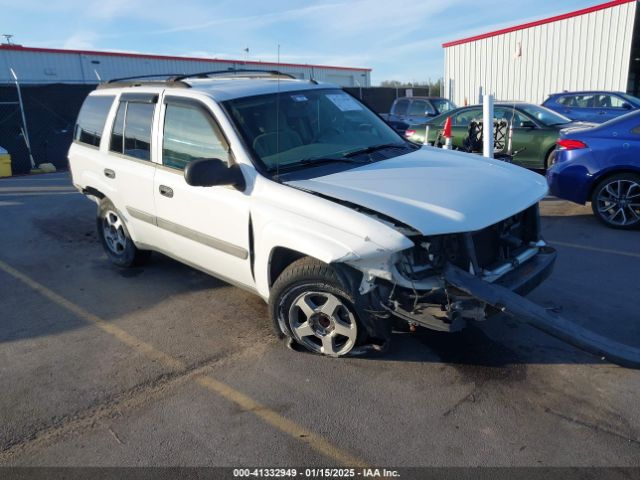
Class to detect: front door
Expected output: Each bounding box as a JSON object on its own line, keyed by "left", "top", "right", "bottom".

{"left": 153, "top": 95, "right": 254, "bottom": 289}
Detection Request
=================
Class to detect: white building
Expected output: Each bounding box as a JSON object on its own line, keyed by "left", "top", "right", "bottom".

{"left": 443, "top": 0, "right": 638, "bottom": 105}
{"left": 0, "top": 45, "right": 371, "bottom": 87}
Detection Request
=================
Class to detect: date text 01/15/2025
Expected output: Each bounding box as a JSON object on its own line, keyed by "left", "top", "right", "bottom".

{"left": 232, "top": 468, "right": 401, "bottom": 477}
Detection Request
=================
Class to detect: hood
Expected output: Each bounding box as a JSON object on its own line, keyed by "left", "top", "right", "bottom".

{"left": 286, "top": 147, "right": 548, "bottom": 236}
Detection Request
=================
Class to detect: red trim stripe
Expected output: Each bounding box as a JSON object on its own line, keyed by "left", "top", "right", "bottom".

{"left": 0, "top": 44, "right": 371, "bottom": 72}
{"left": 442, "top": 0, "right": 636, "bottom": 47}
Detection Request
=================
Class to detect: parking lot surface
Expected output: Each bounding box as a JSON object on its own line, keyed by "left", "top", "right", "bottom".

{"left": 1, "top": 172, "right": 639, "bottom": 467}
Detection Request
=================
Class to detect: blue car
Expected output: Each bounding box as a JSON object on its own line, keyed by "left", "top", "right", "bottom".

{"left": 547, "top": 110, "right": 640, "bottom": 229}
{"left": 542, "top": 91, "right": 640, "bottom": 124}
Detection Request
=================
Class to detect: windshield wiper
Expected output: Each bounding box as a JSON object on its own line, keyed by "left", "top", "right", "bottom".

{"left": 270, "top": 156, "right": 367, "bottom": 172}
{"left": 343, "top": 143, "right": 407, "bottom": 158}
{"left": 298, "top": 156, "right": 367, "bottom": 165}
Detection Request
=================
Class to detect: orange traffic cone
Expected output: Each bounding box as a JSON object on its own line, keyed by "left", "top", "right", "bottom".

{"left": 442, "top": 116, "right": 452, "bottom": 150}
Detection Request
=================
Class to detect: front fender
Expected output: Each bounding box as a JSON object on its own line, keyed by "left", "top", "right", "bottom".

{"left": 253, "top": 216, "right": 412, "bottom": 298}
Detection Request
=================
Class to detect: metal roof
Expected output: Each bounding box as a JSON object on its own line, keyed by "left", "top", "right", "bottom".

{"left": 442, "top": 0, "right": 636, "bottom": 47}
{"left": 0, "top": 44, "right": 371, "bottom": 72}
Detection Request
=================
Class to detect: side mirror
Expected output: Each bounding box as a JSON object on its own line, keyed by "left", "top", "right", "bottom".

{"left": 622, "top": 102, "right": 633, "bottom": 110}
{"left": 184, "top": 158, "right": 245, "bottom": 189}
{"left": 520, "top": 120, "right": 537, "bottom": 129}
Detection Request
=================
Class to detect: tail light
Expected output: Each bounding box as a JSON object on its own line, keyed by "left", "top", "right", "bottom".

{"left": 404, "top": 129, "right": 416, "bottom": 138}
{"left": 557, "top": 139, "right": 587, "bottom": 150}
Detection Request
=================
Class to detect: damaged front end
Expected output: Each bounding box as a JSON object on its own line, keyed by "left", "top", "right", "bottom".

{"left": 348, "top": 204, "right": 556, "bottom": 334}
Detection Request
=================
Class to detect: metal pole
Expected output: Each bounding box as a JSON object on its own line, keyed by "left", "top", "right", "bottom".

{"left": 10, "top": 68, "right": 35, "bottom": 169}
{"left": 482, "top": 94, "right": 494, "bottom": 159}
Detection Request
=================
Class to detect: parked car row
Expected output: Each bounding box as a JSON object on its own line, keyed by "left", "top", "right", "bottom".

{"left": 543, "top": 91, "right": 640, "bottom": 123}
{"left": 403, "top": 102, "right": 593, "bottom": 170}
{"left": 379, "top": 91, "right": 640, "bottom": 229}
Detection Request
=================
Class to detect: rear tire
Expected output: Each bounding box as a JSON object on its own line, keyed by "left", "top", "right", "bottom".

{"left": 590, "top": 173, "right": 640, "bottom": 229}
{"left": 269, "top": 257, "right": 364, "bottom": 357}
{"left": 97, "top": 198, "right": 151, "bottom": 267}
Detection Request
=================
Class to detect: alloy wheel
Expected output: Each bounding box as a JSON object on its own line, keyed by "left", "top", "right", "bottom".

{"left": 596, "top": 179, "right": 640, "bottom": 227}
{"left": 288, "top": 291, "right": 357, "bottom": 357}
{"left": 102, "top": 210, "right": 127, "bottom": 254}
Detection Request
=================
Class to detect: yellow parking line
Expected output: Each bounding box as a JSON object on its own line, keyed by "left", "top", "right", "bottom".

{"left": 0, "top": 258, "right": 366, "bottom": 467}
{"left": 549, "top": 240, "right": 640, "bottom": 259}
{"left": 196, "top": 376, "right": 367, "bottom": 467}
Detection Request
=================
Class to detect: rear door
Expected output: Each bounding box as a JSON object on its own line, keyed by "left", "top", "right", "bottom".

{"left": 153, "top": 94, "right": 254, "bottom": 289}
{"left": 104, "top": 92, "right": 161, "bottom": 247}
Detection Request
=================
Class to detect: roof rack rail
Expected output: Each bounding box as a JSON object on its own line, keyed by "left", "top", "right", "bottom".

{"left": 105, "top": 73, "right": 187, "bottom": 83}
{"left": 96, "top": 69, "right": 298, "bottom": 90}
{"left": 170, "top": 69, "right": 296, "bottom": 81}
{"left": 97, "top": 73, "right": 191, "bottom": 90}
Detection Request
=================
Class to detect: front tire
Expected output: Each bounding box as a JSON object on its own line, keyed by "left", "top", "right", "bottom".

{"left": 591, "top": 173, "right": 640, "bottom": 229}
{"left": 97, "top": 198, "right": 151, "bottom": 267}
{"left": 269, "top": 257, "right": 363, "bottom": 357}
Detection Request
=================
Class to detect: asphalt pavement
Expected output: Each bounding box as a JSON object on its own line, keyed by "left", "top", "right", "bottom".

{"left": 0, "top": 172, "right": 639, "bottom": 468}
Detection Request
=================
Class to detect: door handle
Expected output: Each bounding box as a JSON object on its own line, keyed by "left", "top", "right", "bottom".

{"left": 104, "top": 168, "right": 115, "bottom": 179}
{"left": 159, "top": 185, "right": 173, "bottom": 198}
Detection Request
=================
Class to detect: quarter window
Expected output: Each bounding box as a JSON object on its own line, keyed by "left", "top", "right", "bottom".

{"left": 74, "top": 95, "right": 114, "bottom": 147}
{"left": 409, "top": 100, "right": 430, "bottom": 116}
{"left": 393, "top": 99, "right": 410, "bottom": 116}
{"left": 109, "top": 101, "right": 155, "bottom": 160}
{"left": 162, "top": 102, "right": 229, "bottom": 170}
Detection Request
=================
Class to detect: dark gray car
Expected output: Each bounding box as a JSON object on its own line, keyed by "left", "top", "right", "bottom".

{"left": 382, "top": 96, "right": 456, "bottom": 135}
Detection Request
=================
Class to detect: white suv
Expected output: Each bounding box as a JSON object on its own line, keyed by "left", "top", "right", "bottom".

{"left": 69, "top": 71, "right": 556, "bottom": 357}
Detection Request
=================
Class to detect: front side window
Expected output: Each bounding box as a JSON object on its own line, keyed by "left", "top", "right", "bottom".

{"left": 517, "top": 104, "right": 571, "bottom": 126}
{"left": 223, "top": 89, "right": 406, "bottom": 171}
{"left": 162, "top": 102, "right": 229, "bottom": 170}
{"left": 74, "top": 95, "right": 114, "bottom": 147}
{"left": 430, "top": 98, "right": 455, "bottom": 113}
{"left": 109, "top": 100, "right": 154, "bottom": 160}
{"left": 495, "top": 107, "right": 529, "bottom": 127}
{"left": 608, "top": 96, "right": 626, "bottom": 108}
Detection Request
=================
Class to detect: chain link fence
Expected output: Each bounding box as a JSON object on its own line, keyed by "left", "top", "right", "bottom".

{"left": 0, "top": 84, "right": 96, "bottom": 174}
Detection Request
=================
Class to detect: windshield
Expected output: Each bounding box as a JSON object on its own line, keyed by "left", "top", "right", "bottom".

{"left": 620, "top": 93, "right": 640, "bottom": 107}
{"left": 431, "top": 98, "right": 456, "bottom": 113}
{"left": 223, "top": 89, "right": 406, "bottom": 171}
{"left": 516, "top": 104, "right": 571, "bottom": 126}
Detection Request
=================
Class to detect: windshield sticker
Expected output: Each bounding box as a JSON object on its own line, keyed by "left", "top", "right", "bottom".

{"left": 326, "top": 94, "right": 362, "bottom": 112}
{"left": 291, "top": 94, "right": 308, "bottom": 102}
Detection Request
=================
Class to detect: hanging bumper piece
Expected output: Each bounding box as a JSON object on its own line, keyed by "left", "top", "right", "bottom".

{"left": 444, "top": 262, "right": 640, "bottom": 369}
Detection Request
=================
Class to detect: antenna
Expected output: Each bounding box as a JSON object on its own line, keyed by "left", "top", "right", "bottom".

{"left": 94, "top": 69, "right": 102, "bottom": 82}
{"left": 2, "top": 34, "right": 14, "bottom": 45}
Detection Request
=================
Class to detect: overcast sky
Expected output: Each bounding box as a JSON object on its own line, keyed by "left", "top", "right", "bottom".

{"left": 3, "top": 0, "right": 597, "bottom": 84}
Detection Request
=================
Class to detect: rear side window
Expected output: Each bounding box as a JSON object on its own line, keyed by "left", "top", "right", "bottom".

{"left": 557, "top": 96, "right": 575, "bottom": 106}
{"left": 110, "top": 100, "right": 155, "bottom": 160}
{"left": 162, "top": 102, "right": 229, "bottom": 170}
{"left": 392, "top": 99, "right": 410, "bottom": 116}
{"left": 453, "top": 108, "right": 482, "bottom": 126}
{"left": 409, "top": 100, "right": 431, "bottom": 115}
{"left": 74, "top": 95, "right": 114, "bottom": 147}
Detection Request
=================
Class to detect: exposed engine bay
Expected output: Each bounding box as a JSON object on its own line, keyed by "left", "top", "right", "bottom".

{"left": 351, "top": 204, "right": 552, "bottom": 333}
